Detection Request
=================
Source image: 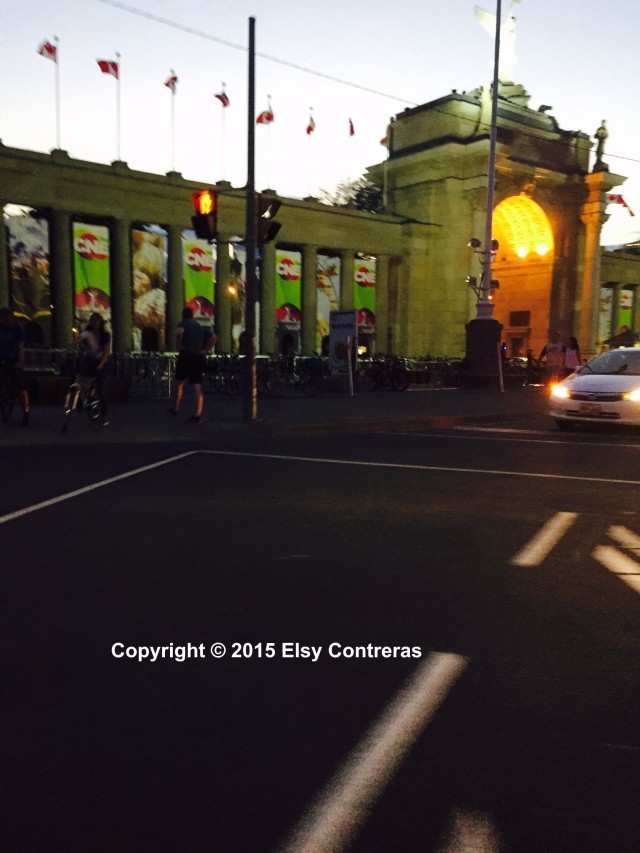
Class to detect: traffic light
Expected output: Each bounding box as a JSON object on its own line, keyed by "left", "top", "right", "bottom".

{"left": 257, "top": 194, "right": 282, "bottom": 244}
{"left": 191, "top": 190, "right": 217, "bottom": 241}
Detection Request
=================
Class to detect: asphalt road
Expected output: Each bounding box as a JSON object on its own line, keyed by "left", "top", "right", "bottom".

{"left": 2, "top": 421, "right": 639, "bottom": 852}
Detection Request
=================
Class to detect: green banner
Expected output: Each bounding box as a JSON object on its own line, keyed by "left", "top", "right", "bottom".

{"left": 184, "top": 238, "right": 216, "bottom": 317}
{"left": 73, "top": 223, "right": 111, "bottom": 330}
{"left": 275, "top": 249, "right": 302, "bottom": 325}
{"left": 354, "top": 258, "right": 376, "bottom": 327}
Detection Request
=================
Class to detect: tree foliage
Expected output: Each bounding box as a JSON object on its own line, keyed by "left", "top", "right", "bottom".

{"left": 318, "top": 177, "right": 384, "bottom": 213}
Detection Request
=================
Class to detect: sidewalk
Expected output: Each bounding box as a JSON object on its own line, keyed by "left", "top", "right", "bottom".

{"left": 0, "top": 385, "right": 550, "bottom": 446}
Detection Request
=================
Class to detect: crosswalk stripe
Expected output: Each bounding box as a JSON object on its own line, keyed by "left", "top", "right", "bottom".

{"left": 607, "top": 525, "right": 640, "bottom": 553}
{"left": 509, "top": 512, "right": 578, "bottom": 566}
{"left": 592, "top": 545, "right": 640, "bottom": 595}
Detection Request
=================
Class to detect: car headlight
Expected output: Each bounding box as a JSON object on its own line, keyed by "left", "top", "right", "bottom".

{"left": 623, "top": 388, "right": 640, "bottom": 402}
{"left": 550, "top": 384, "right": 570, "bottom": 399}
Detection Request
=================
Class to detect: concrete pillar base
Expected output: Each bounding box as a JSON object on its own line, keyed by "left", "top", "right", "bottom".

{"left": 465, "top": 316, "right": 503, "bottom": 377}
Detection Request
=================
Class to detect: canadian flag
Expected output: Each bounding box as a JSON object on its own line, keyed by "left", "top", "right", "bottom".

{"left": 306, "top": 114, "right": 315, "bottom": 135}
{"left": 97, "top": 59, "right": 119, "bottom": 79}
{"left": 215, "top": 90, "right": 230, "bottom": 107}
{"left": 606, "top": 193, "right": 635, "bottom": 216}
{"left": 37, "top": 40, "right": 57, "bottom": 62}
{"left": 257, "top": 107, "right": 274, "bottom": 125}
{"left": 164, "top": 74, "right": 178, "bottom": 93}
{"left": 349, "top": 118, "right": 355, "bottom": 137}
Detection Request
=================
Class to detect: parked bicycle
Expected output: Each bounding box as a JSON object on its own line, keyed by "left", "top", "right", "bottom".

{"left": 364, "top": 355, "right": 409, "bottom": 391}
{"left": 263, "top": 355, "right": 322, "bottom": 397}
{"left": 61, "top": 356, "right": 105, "bottom": 433}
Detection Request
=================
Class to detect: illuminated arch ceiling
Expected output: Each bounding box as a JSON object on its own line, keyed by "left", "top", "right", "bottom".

{"left": 493, "top": 195, "right": 554, "bottom": 260}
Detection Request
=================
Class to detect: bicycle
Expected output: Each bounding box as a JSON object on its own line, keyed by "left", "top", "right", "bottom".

{"left": 61, "top": 358, "right": 105, "bottom": 433}
{"left": 264, "top": 355, "right": 321, "bottom": 398}
{"left": 0, "top": 360, "right": 16, "bottom": 422}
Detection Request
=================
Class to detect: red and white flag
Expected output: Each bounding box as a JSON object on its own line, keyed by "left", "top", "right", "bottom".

{"left": 215, "top": 89, "right": 230, "bottom": 107}
{"left": 349, "top": 118, "right": 355, "bottom": 137}
{"left": 257, "top": 106, "right": 274, "bottom": 125}
{"left": 97, "top": 59, "right": 119, "bottom": 79}
{"left": 37, "top": 40, "right": 57, "bottom": 62}
{"left": 164, "top": 74, "right": 178, "bottom": 93}
{"left": 306, "top": 114, "right": 315, "bottom": 135}
{"left": 607, "top": 193, "right": 635, "bottom": 216}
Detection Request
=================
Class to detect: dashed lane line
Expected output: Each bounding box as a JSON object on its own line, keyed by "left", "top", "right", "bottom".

{"left": 0, "top": 452, "right": 197, "bottom": 526}
{"left": 509, "top": 512, "right": 579, "bottom": 567}
{"left": 281, "top": 652, "right": 469, "bottom": 853}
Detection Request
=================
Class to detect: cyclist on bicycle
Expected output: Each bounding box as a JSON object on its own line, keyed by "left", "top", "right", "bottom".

{"left": 0, "top": 306, "right": 30, "bottom": 426}
{"left": 77, "top": 312, "right": 111, "bottom": 424}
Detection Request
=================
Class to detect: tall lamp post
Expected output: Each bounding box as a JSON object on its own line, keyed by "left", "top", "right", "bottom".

{"left": 465, "top": 0, "right": 504, "bottom": 382}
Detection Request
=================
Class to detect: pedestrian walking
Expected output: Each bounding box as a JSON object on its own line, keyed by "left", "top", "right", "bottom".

{"left": 0, "top": 306, "right": 31, "bottom": 426}
{"left": 168, "top": 308, "right": 215, "bottom": 423}
{"left": 564, "top": 336, "right": 581, "bottom": 375}
{"left": 538, "top": 331, "right": 566, "bottom": 384}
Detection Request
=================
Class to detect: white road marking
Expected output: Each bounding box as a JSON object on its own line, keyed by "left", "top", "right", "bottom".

{"left": 0, "top": 452, "right": 197, "bottom": 526}
{"left": 201, "top": 450, "right": 640, "bottom": 487}
{"left": 400, "top": 430, "right": 640, "bottom": 450}
{"left": 437, "top": 807, "right": 501, "bottom": 853}
{"left": 282, "top": 652, "right": 469, "bottom": 853}
{"left": 592, "top": 545, "right": 640, "bottom": 595}
{"left": 509, "top": 512, "right": 579, "bottom": 567}
{"left": 607, "top": 525, "right": 640, "bottom": 553}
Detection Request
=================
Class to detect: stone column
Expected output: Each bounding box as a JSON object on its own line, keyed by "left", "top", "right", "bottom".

{"left": 301, "top": 244, "right": 318, "bottom": 354}
{"left": 611, "top": 283, "right": 623, "bottom": 338}
{"left": 578, "top": 172, "right": 624, "bottom": 358}
{"left": 49, "top": 210, "right": 74, "bottom": 348}
{"left": 260, "top": 241, "right": 276, "bottom": 354}
{"left": 375, "top": 254, "right": 390, "bottom": 355}
{"left": 111, "top": 218, "right": 132, "bottom": 354}
{"left": 215, "top": 241, "right": 231, "bottom": 353}
{"left": 578, "top": 208, "right": 606, "bottom": 358}
{"left": 166, "top": 224, "right": 184, "bottom": 351}
{"left": 0, "top": 205, "right": 9, "bottom": 308}
{"left": 340, "top": 250, "right": 355, "bottom": 310}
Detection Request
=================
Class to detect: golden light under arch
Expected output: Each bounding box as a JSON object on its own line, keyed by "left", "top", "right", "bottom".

{"left": 493, "top": 195, "right": 554, "bottom": 260}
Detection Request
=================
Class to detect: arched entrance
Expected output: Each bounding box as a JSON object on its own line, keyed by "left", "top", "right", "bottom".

{"left": 492, "top": 195, "right": 555, "bottom": 358}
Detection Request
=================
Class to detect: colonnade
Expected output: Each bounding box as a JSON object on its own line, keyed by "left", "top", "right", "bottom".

{"left": 1, "top": 207, "right": 391, "bottom": 355}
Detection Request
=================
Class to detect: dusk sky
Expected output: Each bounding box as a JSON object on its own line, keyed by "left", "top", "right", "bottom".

{"left": 3, "top": 0, "right": 639, "bottom": 245}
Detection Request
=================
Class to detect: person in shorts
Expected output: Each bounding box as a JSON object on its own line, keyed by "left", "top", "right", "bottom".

{"left": 169, "top": 307, "right": 215, "bottom": 423}
{"left": 0, "top": 306, "right": 30, "bottom": 426}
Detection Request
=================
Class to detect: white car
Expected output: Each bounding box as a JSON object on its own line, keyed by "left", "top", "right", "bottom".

{"left": 549, "top": 347, "right": 640, "bottom": 429}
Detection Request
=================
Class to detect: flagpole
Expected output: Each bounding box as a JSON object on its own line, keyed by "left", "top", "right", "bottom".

{"left": 116, "top": 51, "right": 121, "bottom": 161}
{"left": 170, "top": 68, "right": 176, "bottom": 172}
{"left": 220, "top": 81, "right": 226, "bottom": 180}
{"left": 54, "top": 35, "right": 61, "bottom": 149}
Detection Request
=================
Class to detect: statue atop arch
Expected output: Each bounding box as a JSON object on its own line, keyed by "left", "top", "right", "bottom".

{"left": 474, "top": 0, "right": 522, "bottom": 84}
{"left": 593, "top": 120, "right": 609, "bottom": 172}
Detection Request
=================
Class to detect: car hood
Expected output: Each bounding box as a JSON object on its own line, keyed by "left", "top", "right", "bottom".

{"left": 561, "top": 373, "right": 640, "bottom": 392}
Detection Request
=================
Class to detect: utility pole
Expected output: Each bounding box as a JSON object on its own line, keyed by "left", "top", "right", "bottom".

{"left": 243, "top": 16, "right": 258, "bottom": 420}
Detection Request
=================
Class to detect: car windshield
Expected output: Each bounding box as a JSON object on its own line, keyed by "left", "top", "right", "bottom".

{"left": 579, "top": 349, "right": 640, "bottom": 376}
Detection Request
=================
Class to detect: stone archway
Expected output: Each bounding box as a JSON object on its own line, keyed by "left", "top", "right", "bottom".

{"left": 491, "top": 195, "right": 555, "bottom": 358}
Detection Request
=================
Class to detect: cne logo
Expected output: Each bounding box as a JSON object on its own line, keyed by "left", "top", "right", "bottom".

{"left": 186, "top": 245, "right": 213, "bottom": 272}
{"left": 355, "top": 266, "right": 375, "bottom": 287}
{"left": 277, "top": 257, "right": 300, "bottom": 281}
{"left": 75, "top": 232, "right": 108, "bottom": 261}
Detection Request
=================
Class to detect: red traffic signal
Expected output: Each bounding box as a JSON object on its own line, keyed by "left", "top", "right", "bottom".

{"left": 191, "top": 190, "right": 217, "bottom": 241}
{"left": 257, "top": 194, "right": 282, "bottom": 244}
